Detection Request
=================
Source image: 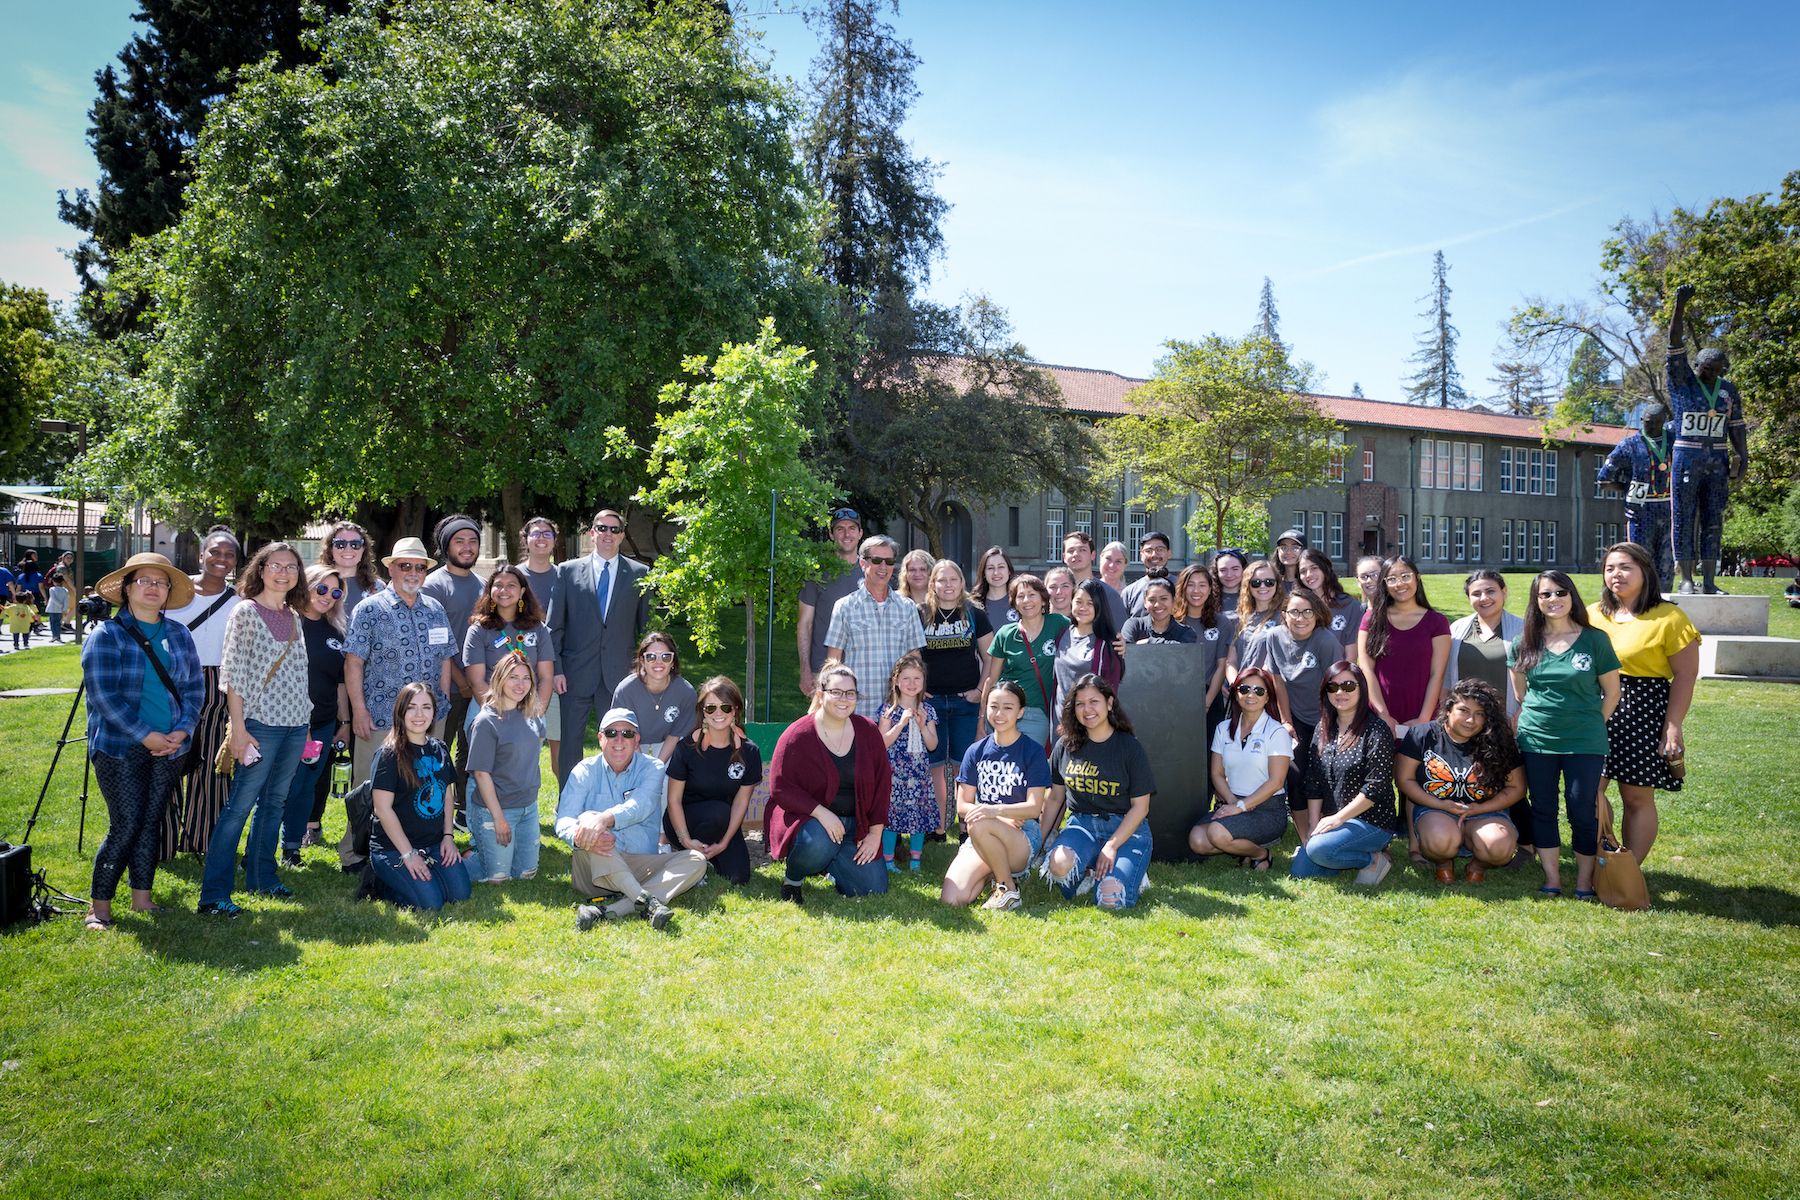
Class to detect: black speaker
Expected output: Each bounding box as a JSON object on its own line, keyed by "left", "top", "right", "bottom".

{"left": 0, "top": 842, "right": 32, "bottom": 930}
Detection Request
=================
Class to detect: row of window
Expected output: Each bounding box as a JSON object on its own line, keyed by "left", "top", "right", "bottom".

{"left": 1326, "top": 436, "right": 1378, "bottom": 485}
{"left": 1290, "top": 510, "right": 1345, "bottom": 559}
{"left": 1414, "top": 515, "right": 1485, "bottom": 563}
{"left": 1411, "top": 440, "right": 1566, "bottom": 497}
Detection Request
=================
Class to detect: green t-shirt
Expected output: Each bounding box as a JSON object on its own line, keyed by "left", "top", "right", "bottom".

{"left": 988, "top": 614, "right": 1072, "bottom": 715}
{"left": 1508, "top": 626, "right": 1620, "bottom": 756}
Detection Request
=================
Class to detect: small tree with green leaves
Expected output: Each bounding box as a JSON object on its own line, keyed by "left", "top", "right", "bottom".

{"left": 1098, "top": 334, "right": 1337, "bottom": 553}
{"left": 619, "top": 320, "right": 838, "bottom": 719}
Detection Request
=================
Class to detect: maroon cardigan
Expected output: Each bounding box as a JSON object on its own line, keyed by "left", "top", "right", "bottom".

{"left": 764, "top": 713, "right": 892, "bottom": 861}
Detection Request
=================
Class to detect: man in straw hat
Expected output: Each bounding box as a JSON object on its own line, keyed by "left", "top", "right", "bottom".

{"left": 341, "top": 536, "right": 454, "bottom": 869}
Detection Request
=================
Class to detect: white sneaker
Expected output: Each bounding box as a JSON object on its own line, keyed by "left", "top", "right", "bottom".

{"left": 981, "top": 885, "right": 1022, "bottom": 911}
{"left": 1354, "top": 851, "right": 1392, "bottom": 887}
{"left": 1073, "top": 871, "right": 1096, "bottom": 898}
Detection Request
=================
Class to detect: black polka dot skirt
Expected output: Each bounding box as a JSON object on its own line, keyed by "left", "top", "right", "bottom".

{"left": 1605, "top": 674, "right": 1682, "bottom": 791}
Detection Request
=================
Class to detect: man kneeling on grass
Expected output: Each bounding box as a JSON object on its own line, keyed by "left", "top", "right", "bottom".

{"left": 556, "top": 706, "right": 706, "bottom": 932}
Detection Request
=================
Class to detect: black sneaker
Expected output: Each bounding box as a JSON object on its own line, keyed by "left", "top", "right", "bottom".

{"left": 779, "top": 881, "right": 805, "bottom": 906}
{"left": 575, "top": 904, "right": 610, "bottom": 932}
{"left": 639, "top": 895, "right": 674, "bottom": 930}
{"left": 280, "top": 848, "right": 302, "bottom": 869}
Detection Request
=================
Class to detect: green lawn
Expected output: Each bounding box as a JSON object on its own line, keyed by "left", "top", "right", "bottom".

{"left": 3, "top": 610, "right": 1799, "bottom": 1198}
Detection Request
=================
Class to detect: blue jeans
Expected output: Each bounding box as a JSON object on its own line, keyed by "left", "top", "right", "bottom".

{"left": 1290, "top": 818, "right": 1394, "bottom": 878}
{"left": 369, "top": 846, "right": 473, "bottom": 910}
{"left": 200, "top": 720, "right": 307, "bottom": 903}
{"left": 1046, "top": 812, "right": 1151, "bottom": 910}
{"left": 1523, "top": 751, "right": 1604, "bottom": 855}
{"left": 783, "top": 818, "right": 888, "bottom": 895}
{"left": 282, "top": 718, "right": 337, "bottom": 851}
{"left": 463, "top": 801, "right": 540, "bottom": 881}
{"left": 1016, "top": 706, "right": 1054, "bottom": 749}
{"left": 931, "top": 694, "right": 982, "bottom": 767}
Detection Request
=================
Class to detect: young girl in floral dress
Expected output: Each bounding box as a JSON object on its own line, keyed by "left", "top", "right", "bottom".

{"left": 878, "top": 653, "right": 939, "bottom": 871}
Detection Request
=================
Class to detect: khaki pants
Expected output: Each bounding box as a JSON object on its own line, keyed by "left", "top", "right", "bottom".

{"left": 341, "top": 719, "right": 447, "bottom": 866}
{"left": 571, "top": 847, "right": 707, "bottom": 905}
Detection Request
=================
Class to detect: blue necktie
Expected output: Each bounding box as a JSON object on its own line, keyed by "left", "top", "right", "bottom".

{"left": 596, "top": 559, "right": 611, "bottom": 622}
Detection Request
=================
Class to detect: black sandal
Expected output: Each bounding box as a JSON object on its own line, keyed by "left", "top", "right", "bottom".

{"left": 1246, "top": 850, "right": 1272, "bottom": 871}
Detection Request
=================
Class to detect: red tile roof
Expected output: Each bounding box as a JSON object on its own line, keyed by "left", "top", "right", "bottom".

{"left": 1026, "top": 361, "right": 1629, "bottom": 448}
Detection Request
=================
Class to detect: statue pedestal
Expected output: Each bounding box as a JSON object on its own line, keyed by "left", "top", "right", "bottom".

{"left": 1663, "top": 592, "right": 1769, "bottom": 636}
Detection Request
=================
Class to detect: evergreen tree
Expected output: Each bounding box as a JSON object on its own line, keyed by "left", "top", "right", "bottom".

{"left": 1255, "top": 276, "right": 1281, "bottom": 344}
{"left": 1489, "top": 359, "right": 1551, "bottom": 416}
{"left": 1402, "top": 250, "right": 1471, "bottom": 407}
{"left": 57, "top": 0, "right": 349, "bottom": 335}
{"left": 1350, "top": 382, "right": 1365, "bottom": 398}
{"left": 1563, "top": 334, "right": 1626, "bottom": 425}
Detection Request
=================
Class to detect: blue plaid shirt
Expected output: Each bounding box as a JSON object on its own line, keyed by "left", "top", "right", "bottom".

{"left": 81, "top": 612, "right": 205, "bottom": 758}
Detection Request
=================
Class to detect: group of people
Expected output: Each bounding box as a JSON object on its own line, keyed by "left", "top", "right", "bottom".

{"left": 76, "top": 495, "right": 1700, "bottom": 931}
{"left": 2, "top": 550, "right": 76, "bottom": 649}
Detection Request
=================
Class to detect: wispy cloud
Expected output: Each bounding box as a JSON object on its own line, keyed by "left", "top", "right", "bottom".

{"left": 1306, "top": 197, "right": 1604, "bottom": 276}
{"left": 0, "top": 100, "right": 92, "bottom": 187}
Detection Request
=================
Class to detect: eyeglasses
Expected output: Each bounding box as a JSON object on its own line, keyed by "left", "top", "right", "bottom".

{"left": 314, "top": 584, "right": 345, "bottom": 599}
{"left": 392, "top": 562, "right": 428, "bottom": 574}
{"left": 862, "top": 555, "right": 895, "bottom": 566}
{"left": 641, "top": 651, "right": 675, "bottom": 663}
{"left": 330, "top": 538, "right": 365, "bottom": 550}
{"left": 601, "top": 727, "right": 639, "bottom": 740}
{"left": 1284, "top": 608, "right": 1316, "bottom": 619}
{"left": 526, "top": 530, "right": 555, "bottom": 541}
{"left": 1235, "top": 684, "right": 1267, "bottom": 697}
{"left": 592, "top": 523, "right": 624, "bottom": 535}
{"left": 823, "top": 687, "right": 859, "bottom": 700}
{"left": 264, "top": 561, "right": 298, "bottom": 574}
{"left": 701, "top": 702, "right": 736, "bottom": 714}
{"left": 1385, "top": 573, "right": 1416, "bottom": 584}
{"left": 1537, "top": 588, "right": 1570, "bottom": 600}
{"left": 1324, "top": 680, "right": 1360, "bottom": 694}
{"left": 1249, "top": 578, "right": 1279, "bottom": 589}
{"left": 130, "top": 576, "right": 169, "bottom": 589}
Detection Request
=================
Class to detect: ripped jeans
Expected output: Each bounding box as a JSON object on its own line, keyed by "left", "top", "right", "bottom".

{"left": 1044, "top": 811, "right": 1151, "bottom": 910}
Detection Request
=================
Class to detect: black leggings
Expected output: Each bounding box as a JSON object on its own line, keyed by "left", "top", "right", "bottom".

{"left": 668, "top": 797, "right": 751, "bottom": 885}
{"left": 91, "top": 747, "right": 185, "bottom": 900}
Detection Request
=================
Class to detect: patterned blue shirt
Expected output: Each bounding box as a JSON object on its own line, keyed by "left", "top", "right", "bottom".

{"left": 81, "top": 612, "right": 205, "bottom": 758}
{"left": 1666, "top": 348, "right": 1745, "bottom": 449}
{"left": 344, "top": 588, "right": 453, "bottom": 728}
{"left": 1597, "top": 432, "right": 1672, "bottom": 506}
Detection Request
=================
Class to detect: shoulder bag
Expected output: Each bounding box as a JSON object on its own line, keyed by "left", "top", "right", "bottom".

{"left": 1592, "top": 793, "right": 1650, "bottom": 911}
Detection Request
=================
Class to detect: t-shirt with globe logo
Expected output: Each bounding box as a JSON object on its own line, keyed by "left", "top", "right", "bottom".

{"left": 369, "top": 737, "right": 457, "bottom": 853}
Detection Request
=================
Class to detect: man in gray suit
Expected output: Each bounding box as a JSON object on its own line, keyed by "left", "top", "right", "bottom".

{"left": 550, "top": 508, "right": 650, "bottom": 786}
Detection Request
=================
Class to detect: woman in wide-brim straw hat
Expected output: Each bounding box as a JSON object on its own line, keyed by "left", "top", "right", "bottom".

{"left": 81, "top": 554, "right": 205, "bottom": 930}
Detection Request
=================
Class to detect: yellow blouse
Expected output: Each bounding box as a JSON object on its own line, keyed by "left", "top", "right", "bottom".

{"left": 1586, "top": 601, "right": 1700, "bottom": 679}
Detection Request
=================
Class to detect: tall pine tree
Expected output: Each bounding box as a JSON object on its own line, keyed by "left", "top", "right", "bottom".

{"left": 58, "top": 0, "right": 349, "bottom": 334}
{"left": 1255, "top": 276, "right": 1281, "bottom": 344}
{"left": 1402, "top": 250, "right": 1471, "bottom": 407}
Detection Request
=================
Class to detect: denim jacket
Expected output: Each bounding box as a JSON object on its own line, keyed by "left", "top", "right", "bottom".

{"left": 554, "top": 751, "right": 668, "bottom": 855}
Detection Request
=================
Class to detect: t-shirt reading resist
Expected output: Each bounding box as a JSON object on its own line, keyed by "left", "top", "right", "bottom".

{"left": 1050, "top": 731, "right": 1155, "bottom": 816}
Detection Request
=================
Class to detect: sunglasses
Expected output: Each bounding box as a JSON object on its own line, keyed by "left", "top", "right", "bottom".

{"left": 313, "top": 584, "right": 345, "bottom": 599}
{"left": 641, "top": 651, "right": 675, "bottom": 663}
{"left": 592, "top": 523, "right": 624, "bottom": 535}
{"left": 1324, "top": 680, "right": 1360, "bottom": 694}
{"left": 392, "top": 563, "right": 429, "bottom": 574}
{"left": 862, "top": 555, "right": 895, "bottom": 566}
{"left": 701, "top": 702, "right": 736, "bottom": 715}
{"left": 1235, "top": 684, "right": 1267, "bottom": 697}
{"left": 1249, "top": 578, "right": 1279, "bottom": 589}
{"left": 330, "top": 538, "right": 365, "bottom": 550}
{"left": 601, "top": 727, "right": 639, "bottom": 740}
{"left": 1537, "top": 588, "right": 1570, "bottom": 600}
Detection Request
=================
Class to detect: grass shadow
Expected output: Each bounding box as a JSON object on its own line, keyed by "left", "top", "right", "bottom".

{"left": 1643, "top": 869, "right": 1800, "bottom": 928}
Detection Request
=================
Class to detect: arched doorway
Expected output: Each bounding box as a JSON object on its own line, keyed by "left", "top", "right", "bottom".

{"left": 937, "top": 500, "right": 973, "bottom": 576}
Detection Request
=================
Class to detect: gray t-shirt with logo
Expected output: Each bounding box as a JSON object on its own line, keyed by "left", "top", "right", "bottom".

{"left": 462, "top": 621, "right": 554, "bottom": 673}
{"left": 1239, "top": 627, "right": 1343, "bottom": 727}
{"left": 466, "top": 707, "right": 545, "bottom": 808}
{"left": 610, "top": 674, "right": 698, "bottom": 749}
{"left": 422, "top": 567, "right": 486, "bottom": 642}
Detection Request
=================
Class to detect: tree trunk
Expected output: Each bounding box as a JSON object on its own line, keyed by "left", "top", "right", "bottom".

{"left": 499, "top": 481, "right": 524, "bottom": 563}
{"left": 744, "top": 594, "right": 758, "bottom": 723}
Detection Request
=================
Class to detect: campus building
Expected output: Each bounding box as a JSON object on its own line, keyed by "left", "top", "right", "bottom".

{"left": 902, "top": 362, "right": 1630, "bottom": 576}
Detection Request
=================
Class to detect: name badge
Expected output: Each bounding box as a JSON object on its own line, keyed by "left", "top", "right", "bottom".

{"left": 428, "top": 627, "right": 450, "bottom": 646}
{"left": 1678, "top": 410, "right": 1726, "bottom": 439}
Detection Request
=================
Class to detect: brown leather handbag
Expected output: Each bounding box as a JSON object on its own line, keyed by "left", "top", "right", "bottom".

{"left": 1593, "top": 795, "right": 1650, "bottom": 911}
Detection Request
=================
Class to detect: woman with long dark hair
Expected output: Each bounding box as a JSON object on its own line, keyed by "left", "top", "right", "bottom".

{"left": 368, "top": 682, "right": 470, "bottom": 909}
{"left": 1236, "top": 585, "right": 1343, "bottom": 842}
{"left": 1298, "top": 548, "right": 1364, "bottom": 644}
{"left": 1290, "top": 660, "right": 1400, "bottom": 885}
{"left": 665, "top": 675, "right": 761, "bottom": 886}
{"left": 1192, "top": 665, "right": 1291, "bottom": 869}
{"left": 1397, "top": 679, "right": 1527, "bottom": 884}
{"left": 1174, "top": 564, "right": 1231, "bottom": 727}
{"left": 1356, "top": 554, "right": 1451, "bottom": 735}
{"left": 980, "top": 574, "right": 1069, "bottom": 748}
{"left": 1042, "top": 674, "right": 1154, "bottom": 910}
{"left": 463, "top": 563, "right": 553, "bottom": 716}
{"left": 972, "top": 546, "right": 1018, "bottom": 624}
{"left": 941, "top": 681, "right": 1049, "bottom": 911}
{"left": 1444, "top": 570, "right": 1525, "bottom": 719}
{"left": 1589, "top": 542, "right": 1699, "bottom": 864}
{"left": 1052, "top": 578, "right": 1126, "bottom": 712}
{"left": 1509, "top": 571, "right": 1621, "bottom": 898}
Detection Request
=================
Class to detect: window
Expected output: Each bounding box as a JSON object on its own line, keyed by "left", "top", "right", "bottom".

{"left": 1595, "top": 523, "right": 1608, "bottom": 564}
{"left": 1419, "top": 440, "right": 1437, "bottom": 490}
{"left": 1468, "top": 445, "right": 1483, "bottom": 492}
{"left": 1310, "top": 510, "right": 1325, "bottom": 552}
{"left": 1452, "top": 442, "right": 1468, "bottom": 491}
{"left": 1438, "top": 519, "right": 1450, "bottom": 562}
{"left": 1544, "top": 451, "right": 1558, "bottom": 497}
{"left": 1292, "top": 510, "right": 1308, "bottom": 537}
{"left": 1453, "top": 516, "right": 1467, "bottom": 563}
{"left": 1499, "top": 447, "right": 1513, "bottom": 494}
{"left": 1436, "top": 442, "right": 1451, "bottom": 492}
{"left": 1329, "top": 512, "right": 1344, "bottom": 559}
{"left": 1469, "top": 518, "right": 1482, "bottom": 563}
{"left": 1418, "top": 516, "right": 1433, "bottom": 561}
{"left": 1008, "top": 506, "right": 1021, "bottom": 547}
{"left": 1362, "top": 437, "right": 1376, "bottom": 482}
{"left": 1128, "top": 510, "right": 1146, "bottom": 555}
{"left": 1513, "top": 447, "right": 1529, "bottom": 494}
{"left": 1073, "top": 508, "right": 1092, "bottom": 536}
{"left": 1045, "top": 507, "right": 1064, "bottom": 552}
{"left": 1102, "top": 510, "right": 1120, "bottom": 546}
{"left": 1546, "top": 521, "right": 1558, "bottom": 562}
{"left": 1500, "top": 520, "right": 1512, "bottom": 564}
{"left": 1594, "top": 456, "right": 1610, "bottom": 499}
{"left": 1530, "top": 520, "right": 1543, "bottom": 562}
{"left": 1528, "top": 449, "right": 1544, "bottom": 495}
{"left": 1397, "top": 514, "right": 1407, "bottom": 557}
{"left": 1328, "top": 435, "right": 1346, "bottom": 483}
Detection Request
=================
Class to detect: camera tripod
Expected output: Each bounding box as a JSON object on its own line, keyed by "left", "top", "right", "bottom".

{"left": 23, "top": 680, "right": 93, "bottom": 853}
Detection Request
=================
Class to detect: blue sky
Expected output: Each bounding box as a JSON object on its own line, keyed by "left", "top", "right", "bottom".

{"left": 5, "top": 1, "right": 1797, "bottom": 403}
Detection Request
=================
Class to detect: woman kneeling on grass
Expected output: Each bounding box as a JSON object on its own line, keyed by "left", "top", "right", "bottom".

{"left": 941, "top": 682, "right": 1049, "bottom": 911}
{"left": 463, "top": 652, "right": 544, "bottom": 884}
{"left": 1396, "top": 679, "right": 1526, "bottom": 885}
{"left": 1042, "top": 674, "right": 1155, "bottom": 911}
{"left": 1289, "top": 661, "right": 1400, "bottom": 885}
{"left": 1192, "top": 666, "right": 1291, "bottom": 870}
{"left": 368, "top": 682, "right": 471, "bottom": 910}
